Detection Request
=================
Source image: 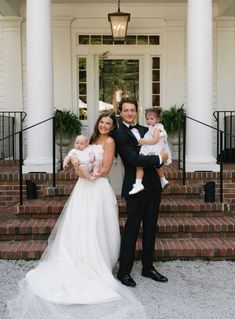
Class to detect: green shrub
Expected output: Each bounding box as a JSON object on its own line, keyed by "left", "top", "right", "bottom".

{"left": 54, "top": 109, "right": 82, "bottom": 138}
{"left": 161, "top": 104, "right": 184, "bottom": 135}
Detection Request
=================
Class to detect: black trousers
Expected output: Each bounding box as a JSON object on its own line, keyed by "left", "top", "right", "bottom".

{"left": 118, "top": 190, "right": 160, "bottom": 276}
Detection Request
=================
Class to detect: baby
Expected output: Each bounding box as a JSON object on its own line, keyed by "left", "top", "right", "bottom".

{"left": 63, "top": 135, "right": 101, "bottom": 181}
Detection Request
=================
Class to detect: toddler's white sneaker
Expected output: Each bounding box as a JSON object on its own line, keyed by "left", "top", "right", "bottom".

{"left": 129, "top": 183, "right": 145, "bottom": 195}
{"left": 161, "top": 178, "right": 169, "bottom": 189}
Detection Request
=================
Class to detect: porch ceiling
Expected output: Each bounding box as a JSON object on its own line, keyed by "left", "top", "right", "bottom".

{"left": 1, "top": 0, "right": 235, "bottom": 16}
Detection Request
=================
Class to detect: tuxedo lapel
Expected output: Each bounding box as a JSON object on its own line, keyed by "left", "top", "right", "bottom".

{"left": 136, "top": 124, "right": 146, "bottom": 138}
{"left": 119, "top": 122, "right": 139, "bottom": 146}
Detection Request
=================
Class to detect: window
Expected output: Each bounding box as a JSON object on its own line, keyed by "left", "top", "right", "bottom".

{"left": 77, "top": 57, "right": 87, "bottom": 120}
{"left": 152, "top": 57, "right": 160, "bottom": 106}
{"left": 78, "top": 35, "right": 160, "bottom": 46}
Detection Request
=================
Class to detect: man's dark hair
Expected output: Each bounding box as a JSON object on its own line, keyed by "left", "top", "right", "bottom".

{"left": 118, "top": 96, "right": 138, "bottom": 112}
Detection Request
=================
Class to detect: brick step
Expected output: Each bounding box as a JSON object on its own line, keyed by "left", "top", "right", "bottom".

{"left": 1, "top": 216, "right": 235, "bottom": 241}
{"left": 1, "top": 237, "right": 235, "bottom": 260}
{"left": 43, "top": 182, "right": 204, "bottom": 199}
{"left": 16, "top": 198, "right": 231, "bottom": 219}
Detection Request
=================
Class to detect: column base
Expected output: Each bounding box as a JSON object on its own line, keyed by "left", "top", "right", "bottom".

{"left": 23, "top": 157, "right": 58, "bottom": 173}
{"left": 185, "top": 155, "right": 220, "bottom": 172}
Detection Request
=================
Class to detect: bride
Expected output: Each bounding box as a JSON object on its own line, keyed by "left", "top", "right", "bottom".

{"left": 7, "top": 111, "right": 146, "bottom": 319}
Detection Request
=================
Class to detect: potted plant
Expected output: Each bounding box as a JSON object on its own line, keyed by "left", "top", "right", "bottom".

{"left": 161, "top": 104, "right": 185, "bottom": 159}
{"left": 161, "top": 104, "right": 184, "bottom": 136}
{"left": 54, "top": 109, "right": 82, "bottom": 146}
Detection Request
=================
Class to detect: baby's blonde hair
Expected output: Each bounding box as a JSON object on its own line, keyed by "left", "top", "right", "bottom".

{"left": 75, "top": 134, "right": 89, "bottom": 145}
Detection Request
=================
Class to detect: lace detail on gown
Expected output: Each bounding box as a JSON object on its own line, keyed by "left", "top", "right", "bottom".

{"left": 6, "top": 145, "right": 147, "bottom": 319}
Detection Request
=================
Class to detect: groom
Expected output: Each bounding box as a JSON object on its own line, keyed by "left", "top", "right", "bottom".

{"left": 113, "top": 96, "right": 168, "bottom": 287}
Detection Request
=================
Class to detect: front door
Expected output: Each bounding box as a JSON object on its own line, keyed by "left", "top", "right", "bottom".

{"left": 98, "top": 58, "right": 140, "bottom": 113}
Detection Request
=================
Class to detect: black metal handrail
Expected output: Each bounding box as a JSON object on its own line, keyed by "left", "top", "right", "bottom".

{"left": 0, "top": 116, "right": 57, "bottom": 205}
{"left": 0, "top": 111, "right": 27, "bottom": 162}
{"left": 213, "top": 111, "right": 235, "bottom": 162}
{"left": 180, "top": 112, "right": 235, "bottom": 203}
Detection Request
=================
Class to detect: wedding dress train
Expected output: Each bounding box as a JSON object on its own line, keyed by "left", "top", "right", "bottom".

{"left": 7, "top": 148, "right": 146, "bottom": 318}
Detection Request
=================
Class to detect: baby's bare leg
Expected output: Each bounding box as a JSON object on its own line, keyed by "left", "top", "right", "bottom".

{"left": 92, "top": 160, "right": 101, "bottom": 177}
{"left": 79, "top": 164, "right": 95, "bottom": 180}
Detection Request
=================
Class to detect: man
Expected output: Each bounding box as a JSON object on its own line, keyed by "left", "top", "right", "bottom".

{"left": 113, "top": 96, "right": 168, "bottom": 287}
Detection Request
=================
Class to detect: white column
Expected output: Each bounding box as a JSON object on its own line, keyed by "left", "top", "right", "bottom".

{"left": 186, "top": 0, "right": 219, "bottom": 172}
{"left": 215, "top": 18, "right": 235, "bottom": 111}
{"left": 52, "top": 17, "right": 74, "bottom": 109}
{"left": 23, "top": 0, "right": 54, "bottom": 173}
{"left": 2, "top": 17, "right": 23, "bottom": 111}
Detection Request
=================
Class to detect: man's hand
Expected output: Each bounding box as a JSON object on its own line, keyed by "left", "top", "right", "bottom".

{"left": 160, "top": 150, "right": 168, "bottom": 163}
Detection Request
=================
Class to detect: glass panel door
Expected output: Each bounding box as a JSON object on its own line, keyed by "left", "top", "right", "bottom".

{"left": 99, "top": 59, "right": 139, "bottom": 113}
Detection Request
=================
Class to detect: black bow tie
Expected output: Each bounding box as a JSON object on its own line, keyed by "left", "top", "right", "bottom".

{"left": 129, "top": 124, "right": 139, "bottom": 130}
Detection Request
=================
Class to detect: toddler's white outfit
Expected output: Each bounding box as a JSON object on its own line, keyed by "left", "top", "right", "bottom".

{"left": 140, "top": 123, "right": 172, "bottom": 165}
{"left": 129, "top": 123, "right": 172, "bottom": 195}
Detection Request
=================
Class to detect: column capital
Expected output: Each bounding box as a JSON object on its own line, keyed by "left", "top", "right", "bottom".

{"left": 52, "top": 16, "right": 75, "bottom": 28}
{"left": 1, "top": 16, "right": 24, "bottom": 32}
{"left": 165, "top": 18, "right": 186, "bottom": 30}
{"left": 214, "top": 16, "right": 235, "bottom": 29}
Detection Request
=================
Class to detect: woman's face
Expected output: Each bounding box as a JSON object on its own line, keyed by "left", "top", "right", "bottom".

{"left": 98, "top": 116, "right": 114, "bottom": 135}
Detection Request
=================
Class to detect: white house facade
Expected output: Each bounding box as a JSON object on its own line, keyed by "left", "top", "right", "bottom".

{"left": 0, "top": 0, "right": 235, "bottom": 178}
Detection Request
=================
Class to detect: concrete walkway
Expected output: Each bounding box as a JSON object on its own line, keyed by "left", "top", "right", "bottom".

{"left": 1, "top": 260, "right": 235, "bottom": 319}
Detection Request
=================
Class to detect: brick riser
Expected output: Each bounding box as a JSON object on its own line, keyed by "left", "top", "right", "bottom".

{"left": 0, "top": 238, "right": 235, "bottom": 260}
{"left": 1, "top": 162, "right": 235, "bottom": 260}
{"left": 1, "top": 216, "right": 235, "bottom": 241}
{"left": 16, "top": 198, "right": 232, "bottom": 219}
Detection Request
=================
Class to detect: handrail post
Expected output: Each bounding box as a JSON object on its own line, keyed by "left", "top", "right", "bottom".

{"left": 178, "top": 110, "right": 181, "bottom": 169}
{"left": 182, "top": 113, "right": 186, "bottom": 185}
{"left": 219, "top": 130, "right": 223, "bottom": 203}
{"left": 19, "top": 130, "right": 23, "bottom": 205}
{"left": 52, "top": 117, "right": 56, "bottom": 187}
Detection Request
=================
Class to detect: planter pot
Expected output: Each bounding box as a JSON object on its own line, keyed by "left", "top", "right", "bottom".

{"left": 168, "top": 133, "right": 183, "bottom": 160}
{"left": 56, "top": 135, "right": 73, "bottom": 147}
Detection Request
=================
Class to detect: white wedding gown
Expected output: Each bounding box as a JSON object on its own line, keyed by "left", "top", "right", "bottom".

{"left": 7, "top": 146, "right": 146, "bottom": 319}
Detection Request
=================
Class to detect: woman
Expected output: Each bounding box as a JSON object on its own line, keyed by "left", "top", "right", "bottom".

{"left": 7, "top": 111, "right": 146, "bottom": 319}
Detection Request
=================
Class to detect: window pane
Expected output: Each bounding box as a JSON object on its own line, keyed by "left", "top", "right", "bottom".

{"left": 152, "top": 70, "right": 160, "bottom": 81}
{"left": 79, "top": 35, "right": 89, "bottom": 45}
{"left": 79, "top": 83, "right": 86, "bottom": 95}
{"left": 152, "top": 95, "right": 160, "bottom": 106}
{"left": 79, "top": 58, "right": 86, "bottom": 70}
{"left": 149, "top": 36, "right": 160, "bottom": 45}
{"left": 152, "top": 57, "right": 160, "bottom": 69}
{"left": 137, "top": 35, "right": 148, "bottom": 45}
{"left": 91, "top": 35, "right": 102, "bottom": 44}
{"left": 114, "top": 40, "right": 125, "bottom": 45}
{"left": 103, "top": 36, "right": 113, "bottom": 44}
{"left": 126, "top": 36, "right": 136, "bottom": 45}
{"left": 79, "top": 95, "right": 87, "bottom": 120}
{"left": 152, "top": 82, "right": 160, "bottom": 94}
{"left": 79, "top": 70, "right": 86, "bottom": 82}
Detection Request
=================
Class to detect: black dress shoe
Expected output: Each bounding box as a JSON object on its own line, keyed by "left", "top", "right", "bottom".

{"left": 142, "top": 269, "right": 168, "bottom": 282}
{"left": 117, "top": 274, "right": 136, "bottom": 287}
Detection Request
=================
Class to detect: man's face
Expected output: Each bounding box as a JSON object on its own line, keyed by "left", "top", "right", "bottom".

{"left": 119, "top": 102, "right": 137, "bottom": 125}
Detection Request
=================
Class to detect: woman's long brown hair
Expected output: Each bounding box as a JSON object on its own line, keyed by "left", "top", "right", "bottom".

{"left": 89, "top": 111, "right": 117, "bottom": 144}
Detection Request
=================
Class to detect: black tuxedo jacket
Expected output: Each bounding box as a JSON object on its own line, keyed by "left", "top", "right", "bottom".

{"left": 113, "top": 122, "right": 162, "bottom": 198}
